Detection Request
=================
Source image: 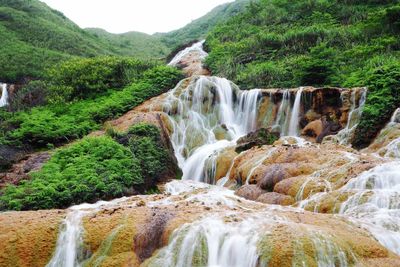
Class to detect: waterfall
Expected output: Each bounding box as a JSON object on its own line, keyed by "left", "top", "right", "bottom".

{"left": 168, "top": 40, "right": 208, "bottom": 67}
{"left": 273, "top": 90, "right": 291, "bottom": 136}
{"left": 164, "top": 76, "right": 261, "bottom": 182}
{"left": 0, "top": 83, "right": 8, "bottom": 107}
{"left": 377, "top": 107, "right": 400, "bottom": 159}
{"left": 391, "top": 108, "right": 400, "bottom": 123}
{"left": 288, "top": 87, "right": 303, "bottom": 136}
{"left": 146, "top": 216, "right": 261, "bottom": 267}
{"left": 339, "top": 162, "right": 400, "bottom": 254}
{"left": 46, "top": 198, "right": 127, "bottom": 267}
{"left": 335, "top": 88, "right": 367, "bottom": 145}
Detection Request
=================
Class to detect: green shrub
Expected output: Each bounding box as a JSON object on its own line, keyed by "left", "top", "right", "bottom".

{"left": 296, "top": 43, "right": 337, "bottom": 86}
{"left": 2, "top": 66, "right": 183, "bottom": 147}
{"left": 350, "top": 60, "right": 400, "bottom": 148}
{"left": 46, "top": 56, "right": 156, "bottom": 101}
{"left": 0, "top": 122, "right": 175, "bottom": 210}
{"left": 0, "top": 136, "right": 142, "bottom": 210}
{"left": 127, "top": 124, "right": 169, "bottom": 184}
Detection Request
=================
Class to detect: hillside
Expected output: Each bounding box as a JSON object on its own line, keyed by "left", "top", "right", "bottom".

{"left": 0, "top": 0, "right": 120, "bottom": 82}
{"left": 0, "top": 0, "right": 249, "bottom": 83}
{"left": 85, "top": 28, "right": 169, "bottom": 59}
{"left": 156, "top": 0, "right": 249, "bottom": 49}
{"left": 205, "top": 0, "right": 400, "bottom": 147}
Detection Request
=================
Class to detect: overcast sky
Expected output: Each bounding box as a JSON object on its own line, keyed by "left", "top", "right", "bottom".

{"left": 40, "top": 0, "right": 234, "bottom": 34}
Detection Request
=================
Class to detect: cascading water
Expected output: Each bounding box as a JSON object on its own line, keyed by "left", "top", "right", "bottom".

{"left": 391, "top": 108, "right": 400, "bottom": 123}
{"left": 377, "top": 107, "right": 400, "bottom": 158}
{"left": 168, "top": 40, "right": 208, "bottom": 67}
{"left": 288, "top": 87, "right": 304, "bottom": 136}
{"left": 339, "top": 162, "right": 400, "bottom": 254}
{"left": 164, "top": 76, "right": 261, "bottom": 182}
{"left": 43, "top": 42, "right": 400, "bottom": 267}
{"left": 0, "top": 83, "right": 8, "bottom": 107}
{"left": 146, "top": 216, "right": 261, "bottom": 267}
{"left": 273, "top": 90, "right": 291, "bottom": 136}
{"left": 46, "top": 198, "right": 127, "bottom": 267}
{"left": 335, "top": 88, "right": 367, "bottom": 145}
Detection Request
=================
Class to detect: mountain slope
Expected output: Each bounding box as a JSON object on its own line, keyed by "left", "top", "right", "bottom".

{"left": 0, "top": 0, "right": 249, "bottom": 83}
{"left": 156, "top": 0, "right": 249, "bottom": 49}
{"left": 0, "top": 0, "right": 168, "bottom": 82}
{"left": 86, "top": 28, "right": 169, "bottom": 59}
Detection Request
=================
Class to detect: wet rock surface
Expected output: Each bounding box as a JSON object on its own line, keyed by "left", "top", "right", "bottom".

{"left": 1, "top": 184, "right": 400, "bottom": 266}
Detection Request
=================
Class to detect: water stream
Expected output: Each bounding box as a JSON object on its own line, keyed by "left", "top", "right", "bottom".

{"left": 335, "top": 88, "right": 367, "bottom": 145}
{"left": 0, "top": 83, "right": 8, "bottom": 107}
{"left": 46, "top": 198, "right": 127, "bottom": 267}
{"left": 168, "top": 40, "right": 208, "bottom": 67}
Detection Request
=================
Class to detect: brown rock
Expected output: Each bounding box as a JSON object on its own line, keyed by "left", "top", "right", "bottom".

{"left": 235, "top": 184, "right": 266, "bottom": 200}
{"left": 256, "top": 192, "right": 295, "bottom": 206}
{"left": 302, "top": 119, "right": 323, "bottom": 138}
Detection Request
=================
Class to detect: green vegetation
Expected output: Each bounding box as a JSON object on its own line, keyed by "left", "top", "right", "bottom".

{"left": 45, "top": 56, "right": 157, "bottom": 101}
{"left": 0, "top": 0, "right": 169, "bottom": 82}
{"left": 0, "top": 0, "right": 250, "bottom": 83}
{"left": 113, "top": 123, "right": 172, "bottom": 188}
{"left": 205, "top": 0, "right": 400, "bottom": 147}
{"left": 0, "top": 136, "right": 140, "bottom": 210}
{"left": 86, "top": 28, "right": 169, "bottom": 59}
{"left": 0, "top": 63, "right": 183, "bottom": 147}
{"left": 0, "top": 123, "right": 171, "bottom": 211}
{"left": 156, "top": 0, "right": 249, "bottom": 49}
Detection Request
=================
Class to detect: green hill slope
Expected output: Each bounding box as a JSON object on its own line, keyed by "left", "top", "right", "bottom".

{"left": 0, "top": 0, "right": 117, "bottom": 82}
{"left": 0, "top": 0, "right": 169, "bottom": 82}
{"left": 156, "top": 0, "right": 249, "bottom": 49}
{"left": 0, "top": 0, "right": 248, "bottom": 83}
{"left": 86, "top": 28, "right": 169, "bottom": 59}
{"left": 205, "top": 0, "right": 400, "bottom": 147}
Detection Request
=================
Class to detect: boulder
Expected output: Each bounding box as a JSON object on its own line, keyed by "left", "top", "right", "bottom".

{"left": 235, "top": 128, "right": 279, "bottom": 153}
{"left": 256, "top": 192, "right": 295, "bottom": 206}
{"left": 235, "top": 184, "right": 266, "bottom": 200}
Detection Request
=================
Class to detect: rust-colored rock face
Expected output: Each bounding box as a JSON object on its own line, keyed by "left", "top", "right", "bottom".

{"left": 1, "top": 184, "right": 400, "bottom": 267}
{"left": 224, "top": 140, "right": 385, "bottom": 207}
{"left": 0, "top": 210, "right": 65, "bottom": 267}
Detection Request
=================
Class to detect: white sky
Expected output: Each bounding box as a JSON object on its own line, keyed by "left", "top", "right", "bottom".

{"left": 40, "top": 0, "right": 234, "bottom": 34}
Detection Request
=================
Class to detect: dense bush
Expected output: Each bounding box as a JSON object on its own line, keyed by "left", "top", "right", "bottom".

{"left": 1, "top": 66, "right": 183, "bottom": 147}
{"left": 46, "top": 57, "right": 156, "bottom": 101}
{"left": 0, "top": 123, "right": 173, "bottom": 211}
{"left": 0, "top": 136, "right": 142, "bottom": 210}
{"left": 127, "top": 124, "right": 169, "bottom": 185}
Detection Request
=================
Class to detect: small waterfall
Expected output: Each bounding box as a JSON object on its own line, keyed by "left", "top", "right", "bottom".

{"left": 147, "top": 216, "right": 261, "bottom": 267}
{"left": 288, "top": 87, "right": 304, "bottom": 136}
{"left": 335, "top": 88, "right": 367, "bottom": 145}
{"left": 339, "top": 162, "right": 400, "bottom": 254}
{"left": 0, "top": 83, "right": 8, "bottom": 107}
{"left": 168, "top": 40, "right": 208, "bottom": 66}
{"left": 390, "top": 108, "right": 400, "bottom": 123}
{"left": 272, "top": 89, "right": 304, "bottom": 137}
{"left": 374, "top": 107, "right": 400, "bottom": 159}
{"left": 47, "top": 198, "right": 127, "bottom": 267}
{"left": 164, "top": 76, "right": 261, "bottom": 182}
{"left": 273, "top": 90, "right": 291, "bottom": 136}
